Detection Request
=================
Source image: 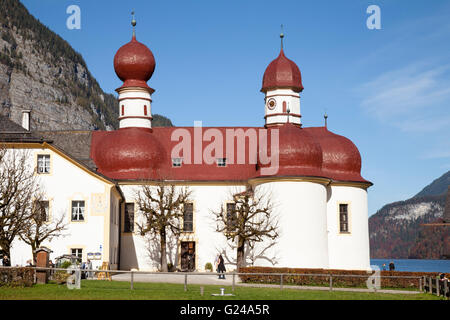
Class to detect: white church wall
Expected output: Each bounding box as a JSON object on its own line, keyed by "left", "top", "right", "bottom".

{"left": 119, "top": 184, "right": 246, "bottom": 271}
{"left": 253, "top": 180, "right": 329, "bottom": 269}
{"left": 326, "top": 185, "right": 371, "bottom": 271}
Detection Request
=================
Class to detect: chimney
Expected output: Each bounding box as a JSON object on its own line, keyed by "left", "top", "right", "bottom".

{"left": 21, "top": 110, "right": 31, "bottom": 131}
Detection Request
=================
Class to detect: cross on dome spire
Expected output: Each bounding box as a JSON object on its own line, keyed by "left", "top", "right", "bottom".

{"left": 131, "top": 9, "right": 136, "bottom": 39}
{"left": 280, "top": 24, "right": 284, "bottom": 49}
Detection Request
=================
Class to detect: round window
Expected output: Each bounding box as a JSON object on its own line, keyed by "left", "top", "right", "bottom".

{"left": 267, "top": 98, "right": 276, "bottom": 110}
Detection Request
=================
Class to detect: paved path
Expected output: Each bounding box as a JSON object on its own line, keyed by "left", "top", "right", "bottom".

{"left": 111, "top": 273, "right": 421, "bottom": 295}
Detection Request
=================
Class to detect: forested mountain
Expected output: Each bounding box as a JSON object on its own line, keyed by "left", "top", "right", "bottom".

{"left": 0, "top": 0, "right": 172, "bottom": 130}
{"left": 369, "top": 171, "right": 449, "bottom": 259}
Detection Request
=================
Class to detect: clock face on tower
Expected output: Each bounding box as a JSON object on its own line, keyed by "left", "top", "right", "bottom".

{"left": 267, "top": 98, "right": 276, "bottom": 110}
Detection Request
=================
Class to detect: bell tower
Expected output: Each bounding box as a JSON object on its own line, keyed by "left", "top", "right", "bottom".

{"left": 113, "top": 11, "right": 156, "bottom": 129}
{"left": 261, "top": 30, "right": 303, "bottom": 127}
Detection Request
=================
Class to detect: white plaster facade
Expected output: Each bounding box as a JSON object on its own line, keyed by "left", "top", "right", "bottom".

{"left": 4, "top": 144, "right": 371, "bottom": 272}
{"left": 117, "top": 180, "right": 371, "bottom": 272}
{"left": 117, "top": 87, "right": 153, "bottom": 129}
{"left": 264, "top": 88, "right": 301, "bottom": 126}
{"left": 5, "top": 145, "right": 121, "bottom": 270}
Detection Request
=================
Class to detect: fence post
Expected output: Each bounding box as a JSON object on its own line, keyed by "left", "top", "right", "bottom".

{"left": 232, "top": 272, "right": 235, "bottom": 293}
{"left": 419, "top": 277, "right": 422, "bottom": 292}
{"left": 280, "top": 274, "right": 283, "bottom": 290}
{"left": 436, "top": 278, "right": 440, "bottom": 297}
{"left": 184, "top": 273, "right": 188, "bottom": 292}
{"left": 130, "top": 271, "right": 134, "bottom": 290}
{"left": 429, "top": 277, "right": 432, "bottom": 294}
{"left": 329, "top": 274, "right": 333, "bottom": 291}
{"left": 444, "top": 280, "right": 448, "bottom": 300}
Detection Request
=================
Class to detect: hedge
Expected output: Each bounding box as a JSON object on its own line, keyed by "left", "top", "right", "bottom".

{"left": 239, "top": 267, "right": 448, "bottom": 289}
{"left": 0, "top": 267, "right": 35, "bottom": 287}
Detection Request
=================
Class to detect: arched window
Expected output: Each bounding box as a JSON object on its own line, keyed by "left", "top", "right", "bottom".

{"left": 121, "top": 105, "right": 124, "bottom": 116}
{"left": 144, "top": 105, "right": 147, "bottom": 116}
{"left": 283, "top": 101, "right": 287, "bottom": 113}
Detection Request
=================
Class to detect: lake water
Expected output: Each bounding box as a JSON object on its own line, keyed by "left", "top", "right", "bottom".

{"left": 370, "top": 259, "right": 450, "bottom": 273}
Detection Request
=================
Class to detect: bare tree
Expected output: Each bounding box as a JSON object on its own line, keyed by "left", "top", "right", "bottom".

{"left": 0, "top": 147, "right": 41, "bottom": 261}
{"left": 19, "top": 204, "right": 67, "bottom": 263}
{"left": 145, "top": 232, "right": 179, "bottom": 271}
{"left": 212, "top": 187, "right": 279, "bottom": 270}
{"left": 134, "top": 183, "right": 192, "bottom": 272}
{"left": 216, "top": 234, "right": 279, "bottom": 268}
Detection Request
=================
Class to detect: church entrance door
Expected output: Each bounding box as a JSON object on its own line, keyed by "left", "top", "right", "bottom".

{"left": 180, "top": 241, "right": 195, "bottom": 271}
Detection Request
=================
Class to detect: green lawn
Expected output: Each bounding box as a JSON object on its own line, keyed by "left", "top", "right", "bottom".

{"left": 0, "top": 280, "right": 443, "bottom": 300}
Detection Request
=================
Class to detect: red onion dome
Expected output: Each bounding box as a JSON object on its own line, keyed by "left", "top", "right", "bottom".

{"left": 92, "top": 127, "right": 165, "bottom": 179}
{"left": 114, "top": 36, "right": 156, "bottom": 90}
{"left": 258, "top": 123, "right": 323, "bottom": 177}
{"left": 261, "top": 48, "right": 304, "bottom": 93}
{"left": 305, "top": 127, "right": 369, "bottom": 183}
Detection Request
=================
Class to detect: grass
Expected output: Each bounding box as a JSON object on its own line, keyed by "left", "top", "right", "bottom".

{"left": 0, "top": 280, "right": 444, "bottom": 300}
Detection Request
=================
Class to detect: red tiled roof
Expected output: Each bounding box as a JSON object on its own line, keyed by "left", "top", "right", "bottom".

{"left": 90, "top": 124, "right": 370, "bottom": 184}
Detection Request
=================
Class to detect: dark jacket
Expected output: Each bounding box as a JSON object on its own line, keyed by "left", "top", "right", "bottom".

{"left": 217, "top": 255, "right": 226, "bottom": 272}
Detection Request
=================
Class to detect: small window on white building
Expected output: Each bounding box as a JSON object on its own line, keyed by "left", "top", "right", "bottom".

{"left": 226, "top": 202, "right": 237, "bottom": 230}
{"left": 217, "top": 158, "right": 227, "bottom": 167}
{"left": 34, "top": 200, "right": 49, "bottom": 222}
{"left": 124, "top": 203, "right": 134, "bottom": 233}
{"left": 183, "top": 203, "right": 194, "bottom": 232}
{"left": 71, "top": 248, "right": 82, "bottom": 262}
{"left": 339, "top": 204, "right": 349, "bottom": 233}
{"left": 37, "top": 155, "right": 50, "bottom": 174}
{"left": 172, "top": 158, "right": 182, "bottom": 167}
{"left": 71, "top": 201, "right": 85, "bottom": 221}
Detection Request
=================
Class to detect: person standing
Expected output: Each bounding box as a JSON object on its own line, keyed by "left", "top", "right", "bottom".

{"left": 2, "top": 256, "right": 10, "bottom": 267}
{"left": 87, "top": 259, "right": 93, "bottom": 279}
{"left": 217, "top": 254, "right": 226, "bottom": 280}
{"left": 389, "top": 261, "right": 395, "bottom": 271}
{"left": 214, "top": 254, "right": 220, "bottom": 272}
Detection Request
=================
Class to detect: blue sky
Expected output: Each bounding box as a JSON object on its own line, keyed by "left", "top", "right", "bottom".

{"left": 20, "top": 0, "right": 450, "bottom": 215}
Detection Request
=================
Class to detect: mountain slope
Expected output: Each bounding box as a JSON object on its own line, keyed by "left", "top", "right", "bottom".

{"left": 415, "top": 171, "right": 450, "bottom": 198}
{"left": 369, "top": 171, "right": 449, "bottom": 259}
{"left": 0, "top": 0, "right": 172, "bottom": 130}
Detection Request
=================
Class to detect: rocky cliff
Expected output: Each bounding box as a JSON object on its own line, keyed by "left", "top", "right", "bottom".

{"left": 0, "top": 0, "right": 172, "bottom": 131}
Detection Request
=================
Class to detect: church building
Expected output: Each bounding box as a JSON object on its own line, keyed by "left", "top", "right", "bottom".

{"left": 1, "top": 21, "right": 372, "bottom": 271}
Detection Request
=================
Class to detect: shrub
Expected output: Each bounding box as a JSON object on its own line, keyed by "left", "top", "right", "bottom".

{"left": 239, "top": 267, "right": 447, "bottom": 289}
{"left": 52, "top": 271, "right": 70, "bottom": 285}
{"left": 205, "top": 262, "right": 213, "bottom": 272}
{"left": 0, "top": 267, "right": 35, "bottom": 287}
{"left": 60, "top": 261, "right": 72, "bottom": 269}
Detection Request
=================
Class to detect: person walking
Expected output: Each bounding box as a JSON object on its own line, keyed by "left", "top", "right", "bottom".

{"left": 217, "top": 254, "right": 226, "bottom": 280}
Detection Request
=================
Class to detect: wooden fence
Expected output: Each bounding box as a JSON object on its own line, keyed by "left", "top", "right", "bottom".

{"left": 422, "top": 276, "right": 450, "bottom": 299}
